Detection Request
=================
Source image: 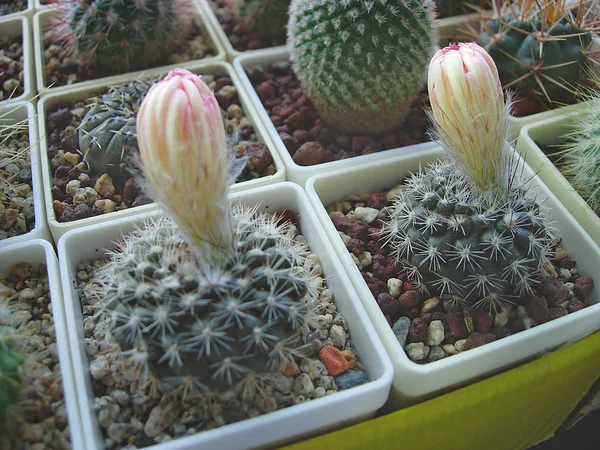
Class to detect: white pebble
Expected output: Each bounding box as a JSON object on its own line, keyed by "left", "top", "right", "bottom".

{"left": 330, "top": 324, "right": 347, "bottom": 348}
{"left": 421, "top": 296, "right": 440, "bottom": 313}
{"left": 358, "top": 251, "right": 372, "bottom": 267}
{"left": 354, "top": 206, "right": 379, "bottom": 223}
{"left": 455, "top": 339, "right": 468, "bottom": 352}
{"left": 425, "top": 320, "right": 445, "bottom": 346}
{"left": 387, "top": 278, "right": 403, "bottom": 296}
{"left": 405, "top": 342, "right": 430, "bottom": 361}
{"left": 494, "top": 310, "right": 509, "bottom": 327}
{"left": 89, "top": 355, "right": 110, "bottom": 380}
{"left": 442, "top": 344, "right": 457, "bottom": 355}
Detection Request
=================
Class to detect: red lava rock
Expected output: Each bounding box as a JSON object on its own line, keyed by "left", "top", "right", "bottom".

{"left": 319, "top": 346, "right": 349, "bottom": 376}
{"left": 447, "top": 311, "right": 469, "bottom": 339}
{"left": 464, "top": 332, "right": 497, "bottom": 350}
{"left": 377, "top": 293, "right": 400, "bottom": 316}
{"left": 346, "top": 238, "right": 365, "bottom": 256}
{"left": 385, "top": 315, "right": 393, "bottom": 327}
{"left": 292, "top": 141, "right": 324, "bottom": 165}
{"left": 247, "top": 142, "right": 273, "bottom": 171}
{"left": 559, "top": 258, "right": 576, "bottom": 269}
{"left": 256, "top": 81, "right": 276, "bottom": 101}
{"left": 539, "top": 278, "right": 569, "bottom": 306}
{"left": 59, "top": 204, "right": 94, "bottom": 222}
{"left": 352, "top": 136, "right": 375, "bottom": 153}
{"left": 286, "top": 110, "right": 313, "bottom": 129}
{"left": 574, "top": 276, "right": 594, "bottom": 302}
{"left": 293, "top": 129, "right": 311, "bottom": 144}
{"left": 525, "top": 293, "right": 551, "bottom": 324}
{"left": 506, "top": 315, "right": 525, "bottom": 333}
{"left": 470, "top": 310, "right": 492, "bottom": 334}
{"left": 48, "top": 108, "right": 73, "bottom": 130}
{"left": 122, "top": 178, "right": 139, "bottom": 202}
{"left": 442, "top": 335, "right": 458, "bottom": 345}
{"left": 408, "top": 317, "right": 427, "bottom": 343}
{"left": 402, "top": 283, "right": 416, "bottom": 292}
{"left": 405, "top": 307, "right": 420, "bottom": 319}
{"left": 279, "top": 133, "right": 300, "bottom": 154}
{"left": 566, "top": 298, "right": 586, "bottom": 313}
{"left": 331, "top": 217, "right": 370, "bottom": 241}
{"left": 549, "top": 306, "right": 569, "bottom": 320}
{"left": 397, "top": 290, "right": 420, "bottom": 309}
{"left": 367, "top": 193, "right": 389, "bottom": 209}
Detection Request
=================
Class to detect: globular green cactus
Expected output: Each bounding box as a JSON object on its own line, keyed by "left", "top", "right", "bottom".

{"left": 46, "top": 0, "right": 196, "bottom": 75}
{"left": 78, "top": 79, "right": 153, "bottom": 179}
{"left": 0, "top": 327, "right": 23, "bottom": 423}
{"left": 382, "top": 160, "right": 554, "bottom": 311}
{"left": 228, "top": 0, "right": 290, "bottom": 37}
{"left": 473, "top": 0, "right": 598, "bottom": 108}
{"left": 553, "top": 93, "right": 600, "bottom": 216}
{"left": 287, "top": 0, "right": 438, "bottom": 134}
{"left": 97, "top": 207, "right": 319, "bottom": 391}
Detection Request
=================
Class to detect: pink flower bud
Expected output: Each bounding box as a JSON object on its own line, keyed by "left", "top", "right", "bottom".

{"left": 137, "top": 68, "right": 233, "bottom": 252}
{"left": 428, "top": 42, "right": 510, "bottom": 189}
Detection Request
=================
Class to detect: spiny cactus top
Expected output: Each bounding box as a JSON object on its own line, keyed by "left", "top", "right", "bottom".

{"left": 228, "top": 0, "right": 290, "bottom": 37}
{"left": 0, "top": 327, "right": 23, "bottom": 423}
{"left": 287, "top": 0, "right": 438, "bottom": 134}
{"left": 47, "top": 0, "right": 196, "bottom": 74}
{"left": 79, "top": 79, "right": 153, "bottom": 179}
{"left": 473, "top": 0, "right": 598, "bottom": 107}
{"left": 97, "top": 207, "right": 320, "bottom": 391}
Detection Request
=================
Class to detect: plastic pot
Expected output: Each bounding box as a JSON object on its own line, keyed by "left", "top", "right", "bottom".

{"left": 0, "top": 15, "right": 34, "bottom": 105}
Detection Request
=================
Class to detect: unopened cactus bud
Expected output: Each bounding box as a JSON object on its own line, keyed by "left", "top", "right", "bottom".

{"left": 428, "top": 42, "right": 511, "bottom": 190}
{"left": 137, "top": 69, "right": 233, "bottom": 255}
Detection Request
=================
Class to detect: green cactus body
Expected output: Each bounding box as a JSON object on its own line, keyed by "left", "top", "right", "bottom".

{"left": 98, "top": 207, "right": 320, "bottom": 391}
{"left": 50, "top": 0, "right": 195, "bottom": 74}
{"left": 287, "top": 0, "right": 437, "bottom": 134}
{"left": 230, "top": 0, "right": 290, "bottom": 36}
{"left": 382, "top": 160, "right": 553, "bottom": 312}
{"left": 0, "top": 327, "right": 23, "bottom": 422}
{"left": 475, "top": 2, "right": 595, "bottom": 106}
{"left": 555, "top": 99, "right": 600, "bottom": 215}
{"left": 79, "top": 80, "right": 153, "bottom": 179}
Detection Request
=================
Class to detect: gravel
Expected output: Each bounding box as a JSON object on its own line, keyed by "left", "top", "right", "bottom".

{"left": 0, "top": 262, "right": 71, "bottom": 450}
{"left": 0, "top": 34, "right": 25, "bottom": 101}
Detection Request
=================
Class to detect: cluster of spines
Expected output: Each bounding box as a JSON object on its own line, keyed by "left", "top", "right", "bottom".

{"left": 471, "top": 0, "right": 600, "bottom": 106}
{"left": 229, "top": 0, "right": 290, "bottom": 36}
{"left": 47, "top": 0, "right": 196, "bottom": 74}
{"left": 382, "top": 160, "right": 554, "bottom": 312}
{"left": 96, "top": 206, "right": 321, "bottom": 393}
{"left": 287, "top": 0, "right": 437, "bottom": 134}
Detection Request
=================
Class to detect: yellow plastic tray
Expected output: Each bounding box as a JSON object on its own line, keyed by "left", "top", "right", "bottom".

{"left": 282, "top": 331, "right": 600, "bottom": 450}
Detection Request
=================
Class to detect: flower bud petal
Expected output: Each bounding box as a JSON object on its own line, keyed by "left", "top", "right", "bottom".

{"left": 137, "top": 68, "right": 232, "bottom": 253}
{"left": 428, "top": 42, "right": 510, "bottom": 189}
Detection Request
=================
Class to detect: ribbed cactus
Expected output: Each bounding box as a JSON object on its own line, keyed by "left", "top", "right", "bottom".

{"left": 228, "top": 0, "right": 290, "bottom": 36}
{"left": 0, "top": 327, "right": 23, "bottom": 423}
{"left": 46, "top": 0, "right": 195, "bottom": 74}
{"left": 554, "top": 94, "right": 600, "bottom": 215}
{"left": 79, "top": 79, "right": 153, "bottom": 179}
{"left": 287, "top": 0, "right": 438, "bottom": 134}
{"left": 98, "top": 208, "right": 319, "bottom": 391}
{"left": 473, "top": 0, "right": 598, "bottom": 107}
{"left": 382, "top": 43, "right": 555, "bottom": 312}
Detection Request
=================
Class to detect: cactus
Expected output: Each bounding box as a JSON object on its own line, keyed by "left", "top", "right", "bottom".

{"left": 227, "top": 0, "right": 290, "bottom": 37}
{"left": 79, "top": 79, "right": 153, "bottom": 179}
{"left": 287, "top": 0, "right": 438, "bottom": 134}
{"left": 97, "top": 207, "right": 319, "bottom": 391}
{"left": 382, "top": 43, "right": 555, "bottom": 312}
{"left": 45, "top": 0, "right": 196, "bottom": 75}
{"left": 0, "top": 327, "right": 23, "bottom": 423}
{"left": 552, "top": 87, "right": 600, "bottom": 216}
{"left": 471, "top": 0, "right": 599, "bottom": 109}
{"left": 0, "top": 1, "right": 26, "bottom": 15}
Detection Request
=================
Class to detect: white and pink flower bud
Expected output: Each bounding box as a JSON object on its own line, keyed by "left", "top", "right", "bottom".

{"left": 428, "top": 42, "right": 510, "bottom": 189}
{"left": 137, "top": 68, "right": 233, "bottom": 253}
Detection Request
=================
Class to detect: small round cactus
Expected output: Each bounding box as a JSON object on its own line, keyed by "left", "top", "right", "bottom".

{"left": 46, "top": 0, "right": 196, "bottom": 75}
{"left": 0, "top": 327, "right": 23, "bottom": 423}
{"left": 472, "top": 0, "right": 599, "bottom": 108}
{"left": 287, "top": 0, "right": 438, "bottom": 134}
{"left": 79, "top": 79, "right": 153, "bottom": 179}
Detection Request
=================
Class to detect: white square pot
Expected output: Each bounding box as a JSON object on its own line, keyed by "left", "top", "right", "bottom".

{"left": 0, "top": 239, "right": 83, "bottom": 449}
{"left": 0, "top": 0, "right": 34, "bottom": 20}
{"left": 233, "top": 47, "right": 439, "bottom": 187}
{"left": 0, "top": 101, "right": 51, "bottom": 248}
{"left": 57, "top": 181, "right": 393, "bottom": 450}
{"left": 516, "top": 102, "right": 600, "bottom": 245}
{"left": 32, "top": 4, "right": 226, "bottom": 95}
{"left": 38, "top": 60, "right": 285, "bottom": 244}
{"left": 305, "top": 145, "right": 600, "bottom": 409}
{"left": 0, "top": 16, "right": 34, "bottom": 105}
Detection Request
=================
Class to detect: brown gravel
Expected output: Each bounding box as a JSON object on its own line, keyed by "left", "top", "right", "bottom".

{"left": 0, "top": 34, "right": 25, "bottom": 101}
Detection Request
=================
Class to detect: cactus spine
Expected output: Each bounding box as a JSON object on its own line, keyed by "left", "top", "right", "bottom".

{"left": 46, "top": 0, "right": 196, "bottom": 75}
{"left": 228, "top": 0, "right": 290, "bottom": 37}
{"left": 287, "top": 0, "right": 438, "bottom": 134}
{"left": 472, "top": 0, "right": 599, "bottom": 108}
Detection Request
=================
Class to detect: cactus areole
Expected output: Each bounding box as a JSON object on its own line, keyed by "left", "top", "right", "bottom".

{"left": 287, "top": 0, "right": 437, "bottom": 135}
